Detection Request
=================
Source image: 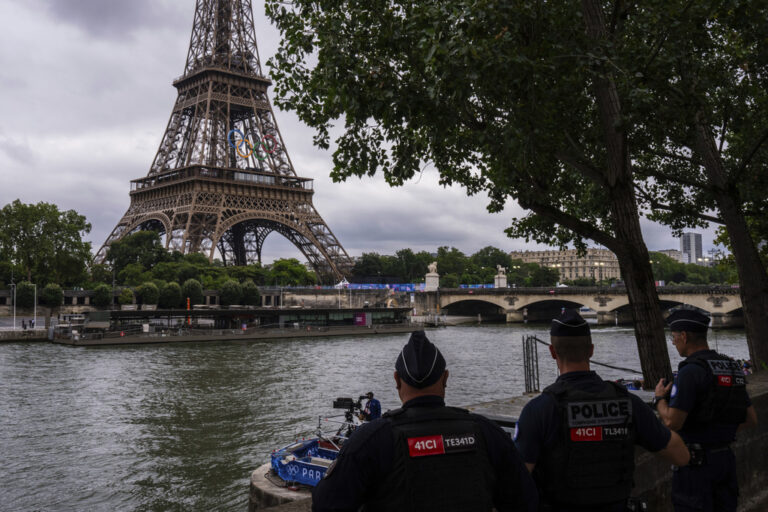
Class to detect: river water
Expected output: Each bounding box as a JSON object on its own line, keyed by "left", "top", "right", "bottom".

{"left": 0, "top": 324, "right": 750, "bottom": 511}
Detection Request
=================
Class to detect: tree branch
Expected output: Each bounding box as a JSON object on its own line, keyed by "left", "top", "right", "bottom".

{"left": 736, "top": 126, "right": 768, "bottom": 179}
{"left": 634, "top": 184, "right": 724, "bottom": 225}
{"left": 641, "top": 167, "right": 715, "bottom": 192}
{"left": 555, "top": 152, "right": 608, "bottom": 187}
{"left": 520, "top": 196, "right": 618, "bottom": 250}
{"left": 650, "top": 149, "right": 694, "bottom": 163}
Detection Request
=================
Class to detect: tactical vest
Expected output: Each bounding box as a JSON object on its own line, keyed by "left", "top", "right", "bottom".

{"left": 536, "top": 380, "right": 636, "bottom": 507}
{"left": 679, "top": 351, "right": 748, "bottom": 431}
{"left": 363, "top": 406, "right": 495, "bottom": 512}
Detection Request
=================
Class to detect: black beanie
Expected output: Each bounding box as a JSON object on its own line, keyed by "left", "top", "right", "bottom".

{"left": 395, "top": 331, "right": 446, "bottom": 388}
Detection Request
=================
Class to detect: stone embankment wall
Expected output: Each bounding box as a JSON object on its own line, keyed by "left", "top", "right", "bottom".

{"left": 254, "top": 373, "right": 768, "bottom": 511}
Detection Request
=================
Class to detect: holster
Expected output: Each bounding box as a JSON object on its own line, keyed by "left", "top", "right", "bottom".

{"left": 686, "top": 443, "right": 707, "bottom": 467}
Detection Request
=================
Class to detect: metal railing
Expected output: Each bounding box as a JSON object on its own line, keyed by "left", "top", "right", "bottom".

{"left": 522, "top": 335, "right": 541, "bottom": 393}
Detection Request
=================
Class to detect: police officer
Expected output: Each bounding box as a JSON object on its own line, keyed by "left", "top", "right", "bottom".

{"left": 361, "top": 391, "right": 381, "bottom": 421}
{"left": 515, "top": 310, "right": 690, "bottom": 511}
{"left": 654, "top": 309, "right": 758, "bottom": 512}
{"left": 312, "top": 331, "right": 538, "bottom": 512}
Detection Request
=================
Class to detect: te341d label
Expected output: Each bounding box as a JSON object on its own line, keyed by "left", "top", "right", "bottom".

{"left": 407, "top": 433, "right": 477, "bottom": 457}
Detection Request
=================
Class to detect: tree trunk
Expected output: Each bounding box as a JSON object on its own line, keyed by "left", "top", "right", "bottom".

{"left": 609, "top": 197, "right": 674, "bottom": 386}
{"left": 582, "top": 0, "right": 672, "bottom": 387}
{"left": 694, "top": 119, "right": 768, "bottom": 371}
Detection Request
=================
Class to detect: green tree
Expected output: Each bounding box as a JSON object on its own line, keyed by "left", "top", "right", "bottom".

{"left": 40, "top": 284, "right": 63, "bottom": 309}
{"left": 267, "top": 0, "right": 676, "bottom": 383}
{"left": 351, "top": 253, "right": 384, "bottom": 281}
{"left": 134, "top": 282, "right": 160, "bottom": 306}
{"left": 627, "top": 2, "right": 768, "bottom": 368}
{"left": 15, "top": 281, "right": 36, "bottom": 309}
{"left": 268, "top": 258, "right": 317, "bottom": 286}
{"left": 527, "top": 267, "right": 560, "bottom": 287}
{"left": 219, "top": 280, "right": 243, "bottom": 306}
{"left": 159, "top": 282, "right": 183, "bottom": 309}
{"left": 440, "top": 274, "right": 459, "bottom": 288}
{"left": 470, "top": 247, "right": 512, "bottom": 273}
{"left": 118, "top": 288, "right": 134, "bottom": 306}
{"left": 106, "top": 231, "right": 168, "bottom": 277}
{"left": 436, "top": 247, "right": 468, "bottom": 277}
{"left": 118, "top": 263, "right": 152, "bottom": 287}
{"left": 181, "top": 279, "right": 204, "bottom": 306}
{"left": 92, "top": 283, "right": 113, "bottom": 308}
{"left": 89, "top": 264, "right": 113, "bottom": 286}
{"left": 0, "top": 200, "right": 91, "bottom": 286}
{"left": 242, "top": 279, "right": 261, "bottom": 306}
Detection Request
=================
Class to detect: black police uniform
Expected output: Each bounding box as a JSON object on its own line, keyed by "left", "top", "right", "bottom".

{"left": 669, "top": 349, "right": 751, "bottom": 512}
{"left": 312, "top": 395, "right": 538, "bottom": 512}
{"left": 515, "top": 371, "right": 672, "bottom": 512}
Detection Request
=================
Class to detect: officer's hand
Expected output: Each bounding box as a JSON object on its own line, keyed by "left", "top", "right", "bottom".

{"left": 655, "top": 378, "right": 672, "bottom": 397}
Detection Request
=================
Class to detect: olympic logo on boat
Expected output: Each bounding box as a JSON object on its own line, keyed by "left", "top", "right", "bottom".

{"left": 227, "top": 129, "right": 278, "bottom": 160}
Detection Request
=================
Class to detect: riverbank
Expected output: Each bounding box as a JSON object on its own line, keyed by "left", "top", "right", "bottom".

{"left": 52, "top": 323, "right": 424, "bottom": 346}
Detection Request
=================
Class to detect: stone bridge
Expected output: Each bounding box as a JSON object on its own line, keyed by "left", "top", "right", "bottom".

{"left": 415, "top": 286, "right": 744, "bottom": 327}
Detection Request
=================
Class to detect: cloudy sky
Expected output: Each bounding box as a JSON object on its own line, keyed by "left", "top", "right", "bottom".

{"left": 0, "top": 0, "right": 720, "bottom": 263}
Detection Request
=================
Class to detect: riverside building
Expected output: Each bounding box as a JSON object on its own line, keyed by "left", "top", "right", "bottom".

{"left": 509, "top": 248, "right": 621, "bottom": 282}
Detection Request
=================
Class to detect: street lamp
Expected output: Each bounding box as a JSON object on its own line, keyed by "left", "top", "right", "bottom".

{"left": 32, "top": 283, "right": 36, "bottom": 329}
{"left": 10, "top": 283, "right": 16, "bottom": 331}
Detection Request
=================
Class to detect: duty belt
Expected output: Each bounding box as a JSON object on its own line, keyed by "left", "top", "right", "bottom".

{"left": 685, "top": 442, "right": 732, "bottom": 467}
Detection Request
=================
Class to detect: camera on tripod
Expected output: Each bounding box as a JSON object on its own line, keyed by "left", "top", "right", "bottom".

{"left": 333, "top": 396, "right": 365, "bottom": 423}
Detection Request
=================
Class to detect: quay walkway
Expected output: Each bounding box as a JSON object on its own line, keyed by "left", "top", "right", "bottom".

{"left": 250, "top": 372, "right": 768, "bottom": 511}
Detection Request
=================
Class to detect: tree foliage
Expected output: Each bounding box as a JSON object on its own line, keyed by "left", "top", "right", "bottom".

{"left": 181, "top": 279, "right": 204, "bottom": 306}
{"left": 92, "top": 284, "right": 113, "bottom": 308}
{"left": 0, "top": 200, "right": 91, "bottom": 286}
{"left": 118, "top": 288, "right": 134, "bottom": 306}
{"left": 159, "top": 282, "right": 183, "bottom": 309}
{"left": 134, "top": 282, "right": 160, "bottom": 305}
{"left": 242, "top": 279, "right": 261, "bottom": 306}
{"left": 219, "top": 280, "right": 243, "bottom": 306}
{"left": 40, "top": 284, "right": 63, "bottom": 308}
{"left": 14, "top": 281, "right": 36, "bottom": 309}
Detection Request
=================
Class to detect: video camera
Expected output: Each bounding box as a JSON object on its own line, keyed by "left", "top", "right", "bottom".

{"left": 333, "top": 396, "right": 367, "bottom": 423}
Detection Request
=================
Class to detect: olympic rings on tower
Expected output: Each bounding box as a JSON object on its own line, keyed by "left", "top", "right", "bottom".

{"left": 227, "top": 129, "right": 278, "bottom": 161}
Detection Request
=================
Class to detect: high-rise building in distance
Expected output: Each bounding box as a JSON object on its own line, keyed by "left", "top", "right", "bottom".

{"left": 680, "top": 232, "right": 703, "bottom": 264}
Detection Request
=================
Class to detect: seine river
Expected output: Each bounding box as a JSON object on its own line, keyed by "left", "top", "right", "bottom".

{"left": 0, "top": 324, "right": 750, "bottom": 511}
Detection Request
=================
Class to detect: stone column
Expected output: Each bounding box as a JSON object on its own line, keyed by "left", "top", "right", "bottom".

{"left": 425, "top": 262, "right": 440, "bottom": 292}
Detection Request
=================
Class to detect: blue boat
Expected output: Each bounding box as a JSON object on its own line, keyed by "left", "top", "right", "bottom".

{"left": 270, "top": 437, "right": 343, "bottom": 487}
{"left": 269, "top": 396, "right": 365, "bottom": 487}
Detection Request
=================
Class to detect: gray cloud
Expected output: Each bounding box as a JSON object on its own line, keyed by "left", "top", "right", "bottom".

{"left": 24, "top": 0, "right": 190, "bottom": 40}
{"left": 0, "top": 0, "right": 720, "bottom": 267}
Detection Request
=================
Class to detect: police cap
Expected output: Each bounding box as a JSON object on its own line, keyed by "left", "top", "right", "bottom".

{"left": 395, "top": 331, "right": 446, "bottom": 388}
{"left": 550, "top": 309, "right": 591, "bottom": 337}
{"left": 667, "top": 309, "right": 710, "bottom": 333}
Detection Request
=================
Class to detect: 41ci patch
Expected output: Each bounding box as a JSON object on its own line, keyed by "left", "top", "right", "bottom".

{"left": 407, "top": 433, "right": 477, "bottom": 457}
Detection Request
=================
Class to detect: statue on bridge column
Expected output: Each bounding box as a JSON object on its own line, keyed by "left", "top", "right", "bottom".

{"left": 495, "top": 265, "right": 508, "bottom": 288}
{"left": 425, "top": 261, "right": 439, "bottom": 291}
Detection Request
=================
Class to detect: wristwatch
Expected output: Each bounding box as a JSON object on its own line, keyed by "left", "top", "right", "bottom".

{"left": 652, "top": 395, "right": 665, "bottom": 410}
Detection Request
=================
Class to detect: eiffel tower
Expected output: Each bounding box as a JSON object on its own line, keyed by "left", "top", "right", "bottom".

{"left": 96, "top": 0, "right": 352, "bottom": 282}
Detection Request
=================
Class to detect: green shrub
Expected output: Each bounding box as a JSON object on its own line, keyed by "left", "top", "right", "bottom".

{"left": 242, "top": 279, "right": 261, "bottom": 306}
{"left": 40, "top": 284, "right": 64, "bottom": 308}
{"left": 181, "top": 279, "right": 203, "bottom": 306}
{"left": 159, "top": 282, "right": 182, "bottom": 309}
{"left": 14, "top": 281, "right": 36, "bottom": 309}
{"left": 134, "top": 282, "right": 160, "bottom": 305}
{"left": 219, "top": 280, "right": 243, "bottom": 306}
{"left": 118, "top": 288, "right": 134, "bottom": 305}
{"left": 92, "top": 283, "right": 113, "bottom": 308}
